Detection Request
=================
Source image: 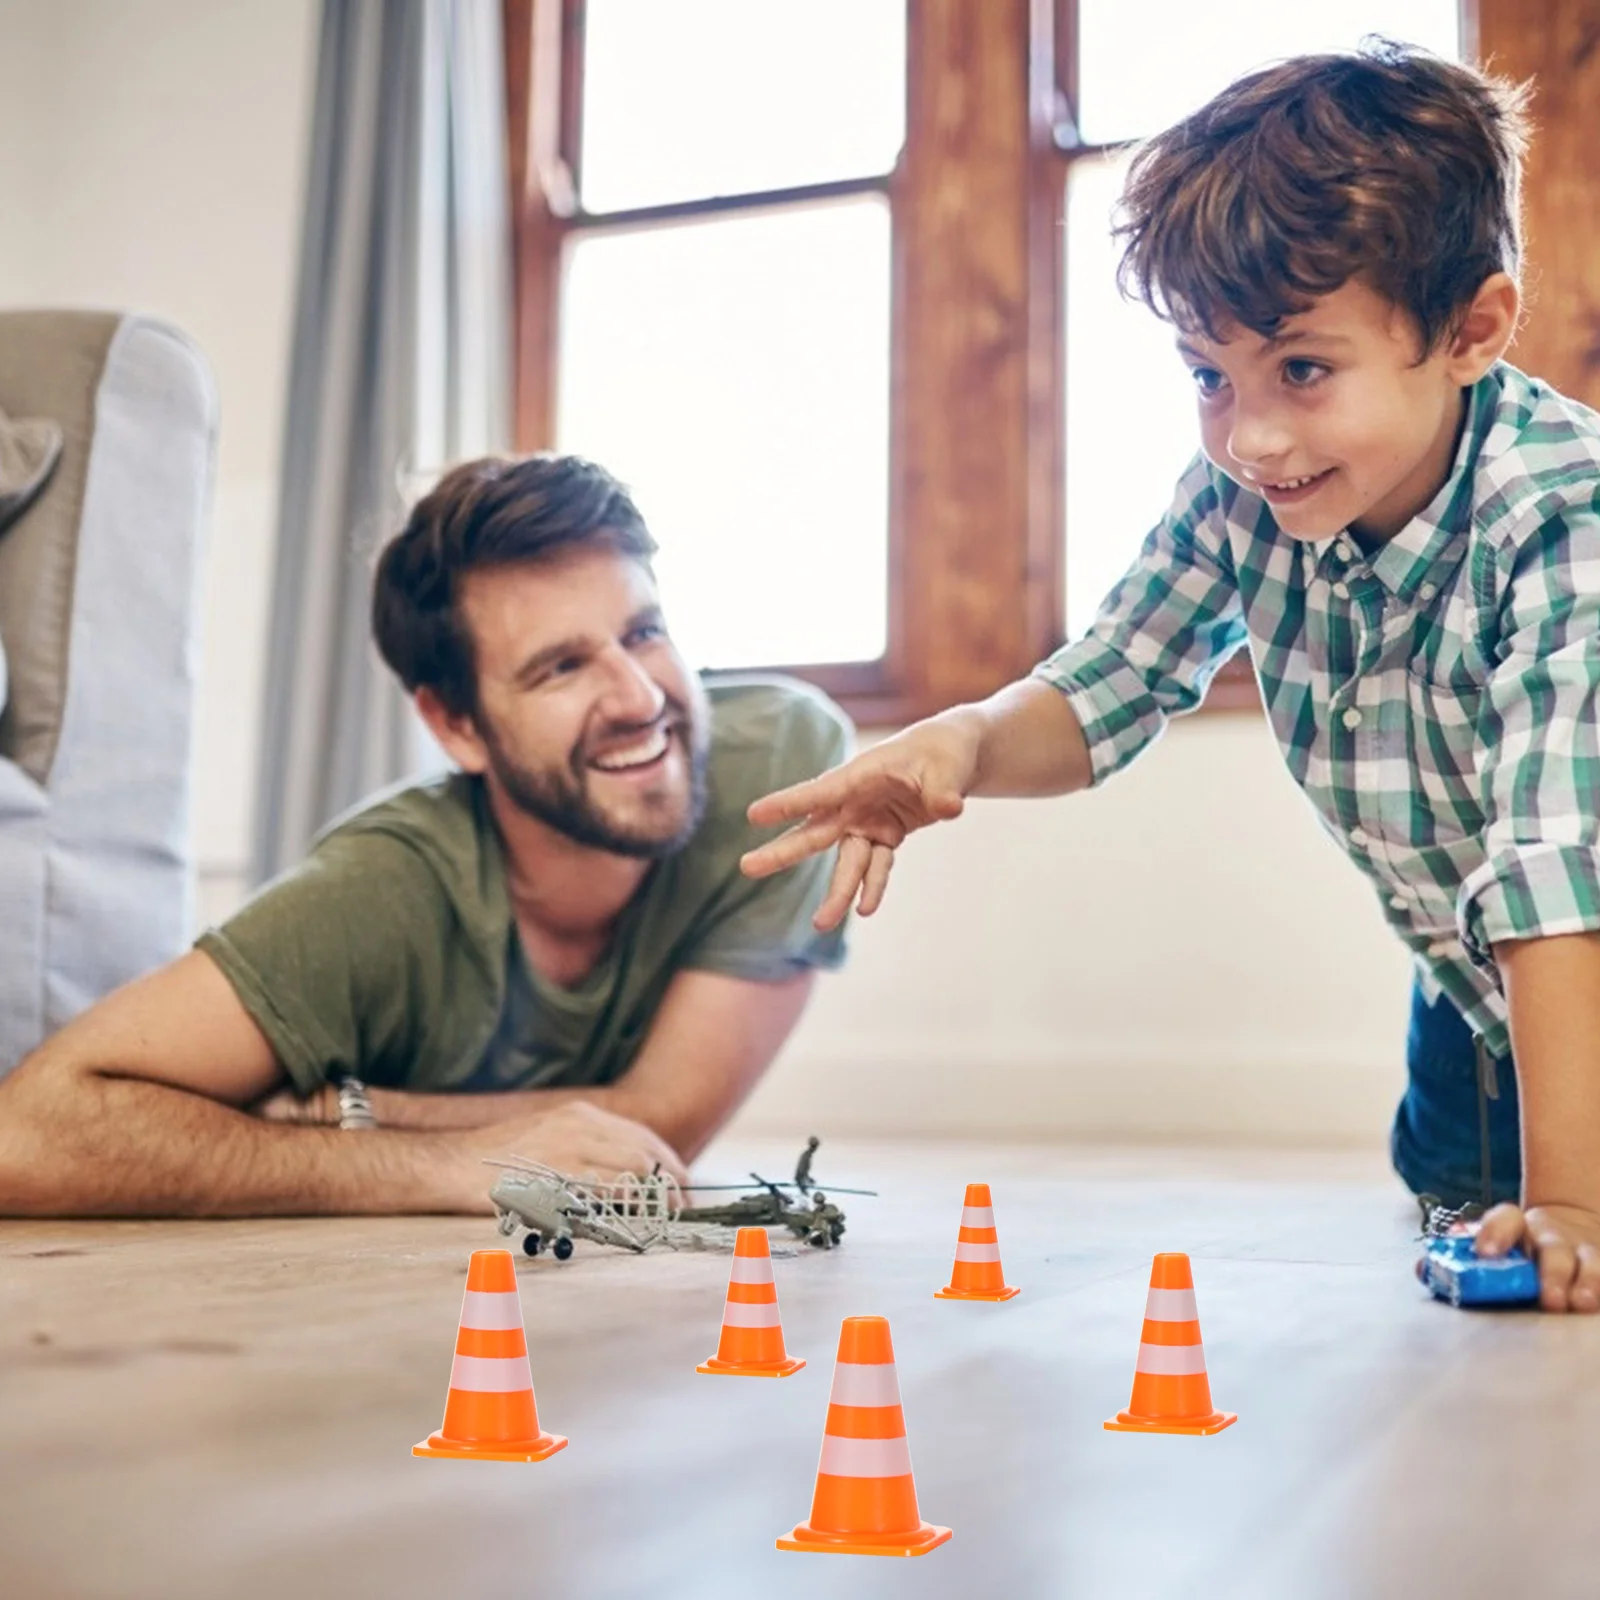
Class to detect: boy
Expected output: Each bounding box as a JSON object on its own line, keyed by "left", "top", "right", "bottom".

{"left": 741, "top": 43, "right": 1600, "bottom": 1313}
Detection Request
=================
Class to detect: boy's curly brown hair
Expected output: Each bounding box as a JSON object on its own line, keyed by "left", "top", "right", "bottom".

{"left": 1114, "top": 39, "right": 1530, "bottom": 353}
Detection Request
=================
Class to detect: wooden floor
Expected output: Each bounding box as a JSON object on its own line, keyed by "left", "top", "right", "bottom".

{"left": 2, "top": 1138, "right": 1597, "bottom": 1600}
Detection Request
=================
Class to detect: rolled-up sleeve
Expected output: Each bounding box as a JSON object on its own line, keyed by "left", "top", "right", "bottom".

{"left": 1033, "top": 454, "right": 1248, "bottom": 784}
{"left": 1460, "top": 495, "right": 1600, "bottom": 963}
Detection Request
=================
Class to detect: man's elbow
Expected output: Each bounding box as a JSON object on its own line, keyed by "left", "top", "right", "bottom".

{"left": 645, "top": 1093, "right": 741, "bottom": 1168}
{"left": 664, "top": 1115, "right": 717, "bottom": 1168}
{"left": 594, "top": 1085, "right": 710, "bottom": 1169}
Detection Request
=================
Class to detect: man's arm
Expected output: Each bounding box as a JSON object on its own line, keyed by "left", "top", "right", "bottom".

{"left": 1476, "top": 933, "right": 1600, "bottom": 1313}
{"left": 0, "top": 951, "right": 686, "bottom": 1217}
{"left": 554, "top": 968, "right": 815, "bottom": 1162}
{"left": 317, "top": 969, "right": 816, "bottom": 1164}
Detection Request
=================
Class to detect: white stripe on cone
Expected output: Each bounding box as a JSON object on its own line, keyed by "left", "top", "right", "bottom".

{"left": 1144, "top": 1287, "right": 1199, "bottom": 1321}
{"left": 954, "top": 1241, "right": 1002, "bottom": 1263}
{"left": 449, "top": 1352, "right": 534, "bottom": 1392}
{"left": 817, "top": 1433, "right": 915, "bottom": 1479}
{"left": 720, "top": 1299, "right": 782, "bottom": 1328}
{"left": 458, "top": 1290, "right": 524, "bottom": 1331}
{"left": 1136, "top": 1342, "right": 1208, "bottom": 1376}
{"left": 727, "top": 1257, "right": 776, "bottom": 1285}
{"left": 827, "top": 1360, "right": 903, "bottom": 1408}
{"left": 961, "top": 1206, "right": 996, "bottom": 1228}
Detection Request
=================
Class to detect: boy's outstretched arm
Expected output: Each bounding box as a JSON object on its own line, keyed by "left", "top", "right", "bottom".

{"left": 740, "top": 679, "right": 1092, "bottom": 930}
{"left": 1477, "top": 933, "right": 1600, "bottom": 1313}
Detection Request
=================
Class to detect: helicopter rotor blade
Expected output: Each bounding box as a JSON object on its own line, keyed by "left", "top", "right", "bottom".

{"left": 678, "top": 1181, "right": 878, "bottom": 1196}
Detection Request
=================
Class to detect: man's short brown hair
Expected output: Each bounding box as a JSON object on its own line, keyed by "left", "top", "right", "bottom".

{"left": 372, "top": 454, "right": 655, "bottom": 719}
{"left": 1114, "top": 39, "right": 1530, "bottom": 352}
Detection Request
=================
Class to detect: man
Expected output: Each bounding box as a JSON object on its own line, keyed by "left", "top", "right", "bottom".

{"left": 0, "top": 454, "right": 849, "bottom": 1216}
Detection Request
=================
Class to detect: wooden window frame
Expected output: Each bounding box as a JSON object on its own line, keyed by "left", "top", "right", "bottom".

{"left": 504, "top": 0, "right": 1066, "bottom": 726}
{"left": 1474, "top": 0, "right": 1600, "bottom": 415}
{"left": 505, "top": 0, "right": 1515, "bottom": 730}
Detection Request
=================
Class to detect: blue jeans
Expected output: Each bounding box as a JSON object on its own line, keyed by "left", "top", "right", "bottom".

{"left": 1391, "top": 982, "right": 1522, "bottom": 1206}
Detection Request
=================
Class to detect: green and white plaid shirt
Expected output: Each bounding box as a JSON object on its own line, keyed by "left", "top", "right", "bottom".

{"left": 1036, "top": 362, "right": 1600, "bottom": 1057}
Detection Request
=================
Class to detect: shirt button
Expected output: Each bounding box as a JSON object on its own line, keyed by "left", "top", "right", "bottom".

{"left": 1349, "top": 827, "right": 1369, "bottom": 848}
{"left": 1336, "top": 540, "right": 1355, "bottom": 561}
{"left": 1419, "top": 582, "right": 1438, "bottom": 601}
{"left": 1342, "top": 707, "right": 1363, "bottom": 730}
{"left": 1427, "top": 939, "right": 1454, "bottom": 957}
{"left": 1389, "top": 894, "right": 1408, "bottom": 910}
{"left": 1332, "top": 581, "right": 1350, "bottom": 600}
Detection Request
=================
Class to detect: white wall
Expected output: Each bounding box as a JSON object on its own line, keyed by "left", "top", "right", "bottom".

{"left": 0, "top": 0, "right": 318, "bottom": 916}
{"left": 1, "top": 1, "right": 1414, "bottom": 1147}
{"left": 734, "top": 715, "right": 1413, "bottom": 1147}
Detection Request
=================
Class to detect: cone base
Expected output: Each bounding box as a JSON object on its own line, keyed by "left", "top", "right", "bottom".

{"left": 777, "top": 1521, "right": 952, "bottom": 1558}
{"left": 696, "top": 1354, "right": 806, "bottom": 1377}
{"left": 934, "top": 1285, "right": 1020, "bottom": 1301}
{"left": 413, "top": 1431, "right": 569, "bottom": 1462}
{"left": 1103, "top": 1410, "right": 1236, "bottom": 1437}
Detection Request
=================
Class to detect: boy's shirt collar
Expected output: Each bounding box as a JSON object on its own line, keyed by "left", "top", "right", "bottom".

{"left": 1296, "top": 369, "right": 1501, "bottom": 605}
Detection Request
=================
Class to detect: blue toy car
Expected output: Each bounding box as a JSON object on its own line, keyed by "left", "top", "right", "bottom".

{"left": 1417, "top": 1233, "right": 1539, "bottom": 1308}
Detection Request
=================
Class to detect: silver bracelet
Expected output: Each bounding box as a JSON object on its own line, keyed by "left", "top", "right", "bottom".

{"left": 335, "top": 1076, "right": 377, "bottom": 1130}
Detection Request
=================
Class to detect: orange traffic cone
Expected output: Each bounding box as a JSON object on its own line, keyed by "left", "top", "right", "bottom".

{"left": 934, "top": 1182, "right": 1019, "bottom": 1301}
{"left": 1104, "top": 1252, "right": 1235, "bottom": 1436}
{"left": 413, "top": 1249, "right": 568, "bottom": 1462}
{"left": 697, "top": 1227, "right": 805, "bottom": 1377}
{"left": 778, "top": 1316, "right": 951, "bottom": 1558}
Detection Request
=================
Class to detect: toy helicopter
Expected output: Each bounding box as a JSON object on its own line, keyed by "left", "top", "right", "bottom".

{"left": 675, "top": 1136, "right": 876, "bottom": 1250}
{"left": 487, "top": 1158, "right": 671, "bottom": 1259}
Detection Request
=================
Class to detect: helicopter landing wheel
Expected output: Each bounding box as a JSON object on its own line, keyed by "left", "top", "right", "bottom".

{"left": 522, "top": 1232, "right": 543, "bottom": 1257}
{"left": 552, "top": 1236, "right": 574, "bottom": 1261}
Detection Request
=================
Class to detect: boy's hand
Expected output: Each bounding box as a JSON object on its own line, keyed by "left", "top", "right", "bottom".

{"left": 740, "top": 715, "right": 982, "bottom": 931}
{"left": 1475, "top": 1201, "right": 1600, "bottom": 1312}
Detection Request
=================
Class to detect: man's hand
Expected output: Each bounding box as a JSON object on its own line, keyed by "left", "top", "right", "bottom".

{"left": 740, "top": 713, "right": 982, "bottom": 931}
{"left": 444, "top": 1101, "right": 690, "bottom": 1212}
{"left": 1475, "top": 1201, "right": 1600, "bottom": 1313}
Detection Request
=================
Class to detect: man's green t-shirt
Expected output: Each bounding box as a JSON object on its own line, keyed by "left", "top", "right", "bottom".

{"left": 198, "top": 677, "right": 851, "bottom": 1097}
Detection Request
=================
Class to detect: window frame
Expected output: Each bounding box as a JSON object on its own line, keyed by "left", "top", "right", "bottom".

{"left": 505, "top": 0, "right": 1068, "bottom": 725}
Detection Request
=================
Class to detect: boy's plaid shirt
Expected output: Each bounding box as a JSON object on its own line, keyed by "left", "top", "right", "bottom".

{"left": 1036, "top": 362, "right": 1600, "bottom": 1057}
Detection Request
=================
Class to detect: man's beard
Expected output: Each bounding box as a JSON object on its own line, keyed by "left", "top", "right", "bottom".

{"left": 480, "top": 699, "right": 710, "bottom": 860}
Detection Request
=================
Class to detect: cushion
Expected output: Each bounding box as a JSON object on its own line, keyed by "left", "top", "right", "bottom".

{"left": 0, "top": 312, "right": 122, "bottom": 782}
{"left": 0, "top": 405, "right": 61, "bottom": 722}
{"left": 0, "top": 407, "right": 63, "bottom": 534}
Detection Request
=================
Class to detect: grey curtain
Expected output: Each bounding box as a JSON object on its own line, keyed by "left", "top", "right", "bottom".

{"left": 252, "top": 0, "right": 512, "bottom": 884}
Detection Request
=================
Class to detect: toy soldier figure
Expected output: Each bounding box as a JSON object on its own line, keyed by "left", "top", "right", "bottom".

{"left": 794, "top": 1135, "right": 821, "bottom": 1193}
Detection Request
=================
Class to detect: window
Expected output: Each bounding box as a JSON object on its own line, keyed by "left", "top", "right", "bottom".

{"left": 506, "top": 2, "right": 1466, "bottom": 724}
{"left": 557, "top": 0, "right": 902, "bottom": 672}
{"left": 507, "top": 0, "right": 1057, "bottom": 723}
{"left": 560, "top": 202, "right": 894, "bottom": 670}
